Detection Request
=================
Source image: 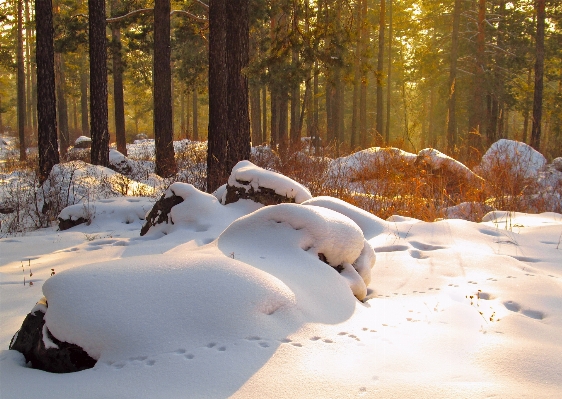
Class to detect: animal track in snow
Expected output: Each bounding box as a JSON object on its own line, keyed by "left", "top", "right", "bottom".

{"left": 374, "top": 244, "right": 410, "bottom": 253}
{"left": 510, "top": 255, "right": 540, "bottom": 263}
{"left": 504, "top": 301, "right": 545, "bottom": 320}
{"left": 409, "top": 241, "right": 446, "bottom": 251}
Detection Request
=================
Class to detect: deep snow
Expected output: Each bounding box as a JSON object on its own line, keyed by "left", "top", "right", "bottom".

{"left": 0, "top": 140, "right": 561, "bottom": 398}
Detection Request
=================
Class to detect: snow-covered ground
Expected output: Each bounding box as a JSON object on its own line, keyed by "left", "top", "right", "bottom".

{"left": 1, "top": 186, "right": 561, "bottom": 397}
{"left": 0, "top": 137, "right": 561, "bottom": 398}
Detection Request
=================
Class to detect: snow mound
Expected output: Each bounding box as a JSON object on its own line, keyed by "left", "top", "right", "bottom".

{"left": 42, "top": 250, "right": 298, "bottom": 361}
{"left": 327, "top": 147, "right": 417, "bottom": 182}
{"left": 217, "top": 203, "right": 375, "bottom": 300}
{"left": 302, "top": 196, "right": 388, "bottom": 240}
{"left": 416, "top": 148, "right": 483, "bottom": 184}
{"left": 221, "top": 160, "right": 312, "bottom": 205}
{"left": 142, "top": 182, "right": 261, "bottom": 242}
{"left": 477, "top": 139, "right": 547, "bottom": 179}
{"left": 58, "top": 197, "right": 153, "bottom": 230}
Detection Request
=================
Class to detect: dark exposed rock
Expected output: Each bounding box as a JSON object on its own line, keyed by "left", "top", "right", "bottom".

{"left": 74, "top": 136, "right": 92, "bottom": 149}
{"left": 224, "top": 180, "right": 297, "bottom": 206}
{"left": 58, "top": 216, "right": 89, "bottom": 231}
{"left": 140, "top": 191, "right": 184, "bottom": 236}
{"left": 9, "top": 298, "right": 96, "bottom": 373}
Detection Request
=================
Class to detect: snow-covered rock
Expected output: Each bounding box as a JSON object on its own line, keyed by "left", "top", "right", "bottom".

{"left": 415, "top": 148, "right": 484, "bottom": 186}
{"left": 9, "top": 297, "right": 96, "bottom": 373}
{"left": 477, "top": 139, "right": 547, "bottom": 180}
{"left": 217, "top": 203, "right": 376, "bottom": 300}
{"left": 221, "top": 160, "right": 312, "bottom": 205}
{"left": 74, "top": 136, "right": 92, "bottom": 149}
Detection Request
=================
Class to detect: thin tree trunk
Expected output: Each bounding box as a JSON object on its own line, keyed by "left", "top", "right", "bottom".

{"left": 25, "top": 0, "right": 32, "bottom": 132}
{"left": 80, "top": 54, "right": 89, "bottom": 136}
{"left": 192, "top": 89, "right": 198, "bottom": 141}
{"left": 429, "top": 88, "right": 435, "bottom": 147}
{"left": 531, "top": 0, "right": 545, "bottom": 150}
{"left": 207, "top": 0, "right": 228, "bottom": 192}
{"left": 385, "top": 0, "right": 393, "bottom": 144}
{"left": 446, "top": 0, "right": 461, "bottom": 151}
{"left": 89, "top": 0, "right": 110, "bottom": 167}
{"left": 350, "top": 0, "right": 361, "bottom": 149}
{"left": 54, "top": 53, "right": 69, "bottom": 157}
{"left": 250, "top": 84, "right": 262, "bottom": 145}
{"left": 17, "top": 0, "right": 27, "bottom": 160}
{"left": 111, "top": 1, "right": 127, "bottom": 155}
{"left": 376, "top": 0, "right": 385, "bottom": 142}
{"left": 359, "top": 0, "right": 368, "bottom": 148}
{"left": 72, "top": 97, "right": 78, "bottom": 132}
{"left": 262, "top": 85, "right": 267, "bottom": 143}
{"left": 36, "top": 0, "right": 59, "bottom": 182}
{"left": 468, "top": 0, "right": 486, "bottom": 156}
{"left": 180, "top": 88, "right": 186, "bottom": 139}
{"left": 522, "top": 66, "right": 532, "bottom": 143}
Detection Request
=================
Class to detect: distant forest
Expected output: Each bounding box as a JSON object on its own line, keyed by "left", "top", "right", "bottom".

{"left": 1, "top": 0, "right": 561, "bottom": 164}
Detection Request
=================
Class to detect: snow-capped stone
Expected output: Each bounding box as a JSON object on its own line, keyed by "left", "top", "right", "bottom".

{"left": 221, "top": 160, "right": 312, "bottom": 205}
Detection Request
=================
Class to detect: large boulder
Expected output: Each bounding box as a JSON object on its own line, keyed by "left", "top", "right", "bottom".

{"left": 219, "top": 160, "right": 312, "bottom": 206}
{"left": 9, "top": 297, "right": 96, "bottom": 373}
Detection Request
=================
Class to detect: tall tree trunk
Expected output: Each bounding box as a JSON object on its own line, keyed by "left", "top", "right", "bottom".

{"left": 385, "top": 0, "right": 393, "bottom": 144}
{"left": 89, "top": 0, "right": 109, "bottom": 167}
{"left": 359, "top": 0, "right": 368, "bottom": 148}
{"left": 262, "top": 85, "right": 267, "bottom": 143}
{"left": 207, "top": 0, "right": 228, "bottom": 192}
{"left": 25, "top": 0, "right": 32, "bottom": 132}
{"left": 446, "top": 0, "right": 461, "bottom": 151}
{"left": 0, "top": 96, "right": 3, "bottom": 133}
{"left": 153, "top": 0, "right": 177, "bottom": 177}
{"left": 179, "top": 88, "right": 186, "bottom": 139}
{"left": 80, "top": 54, "right": 89, "bottom": 136}
{"left": 17, "top": 0, "right": 27, "bottom": 161}
{"left": 350, "top": 0, "right": 361, "bottom": 149}
{"left": 54, "top": 53, "right": 69, "bottom": 157}
{"left": 429, "top": 88, "right": 435, "bottom": 147}
{"left": 522, "top": 66, "right": 532, "bottom": 143}
{"left": 531, "top": 0, "right": 545, "bottom": 150}
{"left": 72, "top": 97, "right": 78, "bottom": 132}
{"left": 375, "top": 0, "right": 385, "bottom": 143}
{"left": 250, "top": 84, "right": 262, "bottom": 145}
{"left": 36, "top": 0, "right": 59, "bottom": 182}
{"left": 111, "top": 1, "right": 127, "bottom": 155}
{"left": 468, "top": 0, "right": 486, "bottom": 156}
{"left": 290, "top": 11, "right": 300, "bottom": 147}
{"left": 270, "top": 89, "right": 278, "bottom": 146}
{"left": 225, "top": 0, "right": 250, "bottom": 173}
{"left": 192, "top": 89, "right": 198, "bottom": 141}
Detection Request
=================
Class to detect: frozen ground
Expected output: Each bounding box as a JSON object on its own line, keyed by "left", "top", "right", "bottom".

{"left": 1, "top": 188, "right": 561, "bottom": 397}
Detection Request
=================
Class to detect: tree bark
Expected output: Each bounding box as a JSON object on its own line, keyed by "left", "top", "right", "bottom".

{"left": 80, "top": 54, "right": 89, "bottom": 136}
{"left": 153, "top": 0, "right": 177, "bottom": 177}
{"left": 17, "top": 0, "right": 27, "bottom": 160}
{"left": 111, "top": 0, "right": 127, "bottom": 155}
{"left": 192, "top": 89, "right": 198, "bottom": 141}
{"left": 207, "top": 0, "right": 228, "bottom": 192}
{"left": 385, "top": 0, "right": 393, "bottom": 144}
{"left": 376, "top": 0, "right": 385, "bottom": 142}
{"left": 446, "top": 0, "right": 461, "bottom": 151}
{"left": 531, "top": 0, "right": 545, "bottom": 150}
{"left": 468, "top": 0, "right": 486, "bottom": 156}
{"left": 250, "top": 84, "right": 262, "bottom": 145}
{"left": 36, "top": 0, "right": 60, "bottom": 182}
{"left": 54, "top": 53, "right": 69, "bottom": 157}
{"left": 225, "top": 0, "right": 250, "bottom": 172}
{"left": 262, "top": 85, "right": 267, "bottom": 143}
{"left": 89, "top": 0, "right": 109, "bottom": 167}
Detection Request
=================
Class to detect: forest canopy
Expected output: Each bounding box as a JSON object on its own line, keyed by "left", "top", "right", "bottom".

{"left": 0, "top": 0, "right": 561, "bottom": 166}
